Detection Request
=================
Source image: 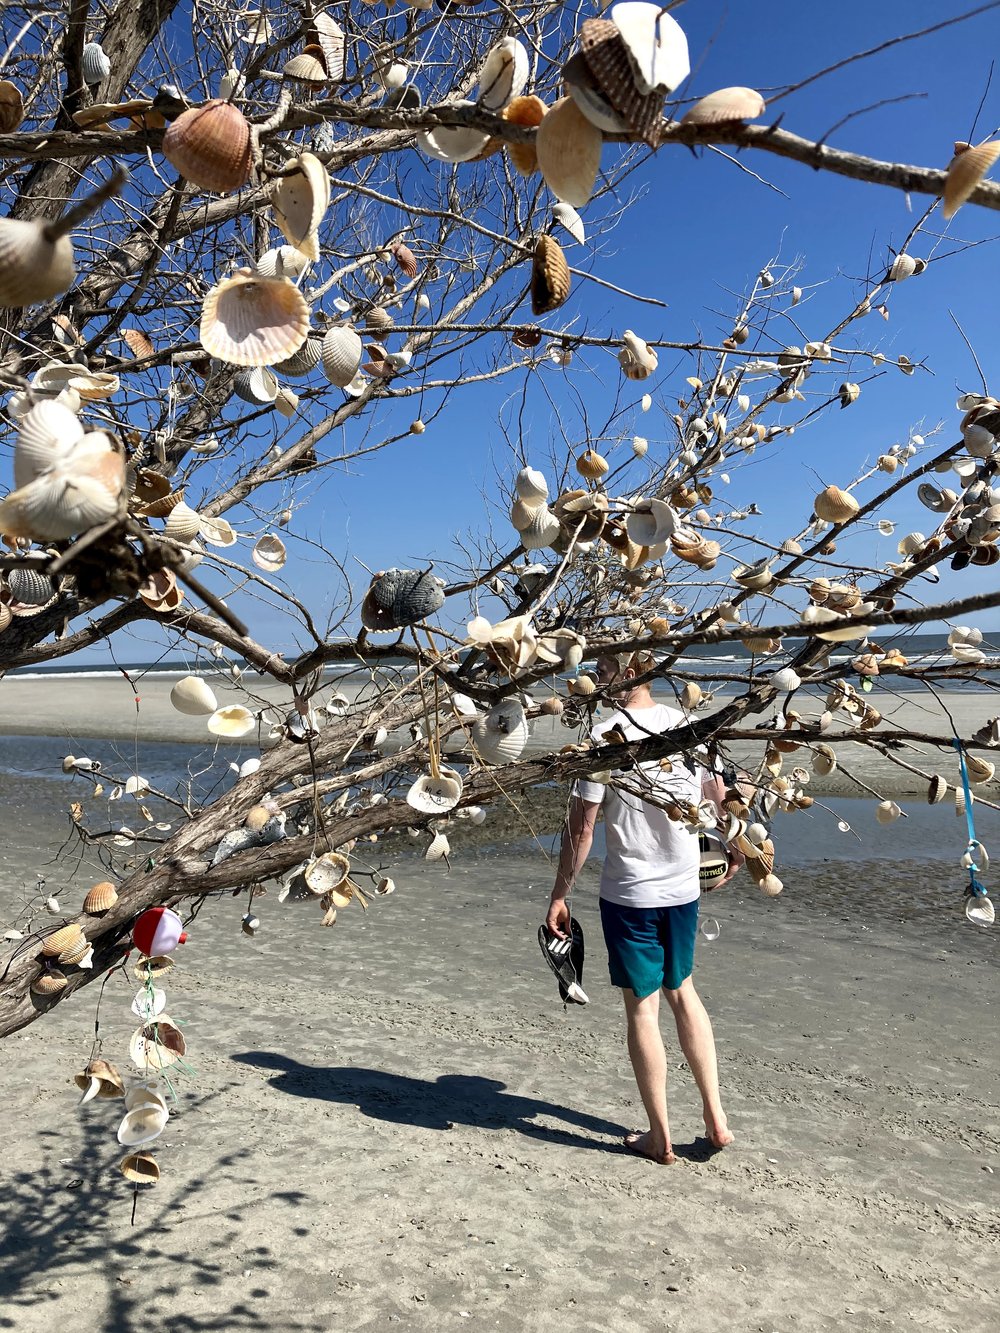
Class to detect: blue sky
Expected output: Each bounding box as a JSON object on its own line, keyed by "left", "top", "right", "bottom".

{"left": 87, "top": 1, "right": 1000, "bottom": 667}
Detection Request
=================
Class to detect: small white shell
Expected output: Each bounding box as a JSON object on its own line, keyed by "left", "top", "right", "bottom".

{"left": 477, "top": 37, "right": 529, "bottom": 111}
{"left": 425, "top": 831, "right": 451, "bottom": 861}
{"left": 207, "top": 705, "right": 255, "bottom": 736}
{"left": 170, "top": 675, "right": 218, "bottom": 716}
{"left": 252, "top": 533, "right": 287, "bottom": 571}
{"left": 406, "top": 772, "right": 463, "bottom": 814}
{"left": 515, "top": 466, "right": 548, "bottom": 503}
{"left": 417, "top": 103, "right": 490, "bottom": 163}
{"left": 626, "top": 498, "right": 677, "bottom": 546}
{"left": 14, "top": 399, "right": 84, "bottom": 486}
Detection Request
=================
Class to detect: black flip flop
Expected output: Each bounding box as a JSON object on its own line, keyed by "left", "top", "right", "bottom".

{"left": 538, "top": 916, "right": 589, "bottom": 1004}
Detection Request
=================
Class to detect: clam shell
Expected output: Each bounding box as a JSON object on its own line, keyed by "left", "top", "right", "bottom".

{"left": 170, "top": 675, "right": 218, "bottom": 716}
{"left": 965, "top": 754, "right": 996, "bottom": 784}
{"left": 234, "top": 366, "right": 279, "bottom": 404}
{"left": 83, "top": 880, "right": 119, "bottom": 913}
{"left": 270, "top": 153, "right": 330, "bottom": 261}
{"left": 274, "top": 336, "right": 322, "bottom": 378}
{"left": 0, "top": 218, "right": 76, "bottom": 307}
{"left": 125, "top": 1078, "right": 167, "bottom": 1109}
{"left": 417, "top": 103, "right": 490, "bottom": 163}
{"left": 41, "top": 923, "right": 84, "bottom": 957}
{"left": 304, "top": 851, "right": 350, "bottom": 895}
{"left": 520, "top": 505, "right": 561, "bottom": 550}
{"left": 966, "top": 895, "right": 995, "bottom": 927}
{"left": 360, "top": 568, "right": 446, "bottom": 631}
{"left": 14, "top": 400, "right": 84, "bottom": 487}
{"left": 199, "top": 515, "right": 237, "bottom": 547}
{"left": 618, "top": 330, "right": 657, "bottom": 380}
{"left": 575, "top": 448, "right": 608, "bottom": 480}
{"left": 814, "top": 484, "right": 859, "bottom": 524}
{"left": 256, "top": 245, "right": 311, "bottom": 280}
{"left": 6, "top": 566, "right": 55, "bottom": 606}
{"left": 515, "top": 466, "right": 548, "bottom": 502}
{"left": 531, "top": 235, "right": 571, "bottom": 316}
{"left": 284, "top": 52, "right": 327, "bottom": 85}
{"left": 626, "top": 498, "right": 676, "bottom": 546}
{"left": 536, "top": 97, "right": 603, "bottom": 208}
{"left": 478, "top": 37, "right": 529, "bottom": 111}
{"left": 312, "top": 12, "right": 346, "bottom": 82}
{"left": 943, "top": 140, "right": 1000, "bottom": 219}
{"left": 162, "top": 100, "right": 253, "bottom": 194}
{"left": 81, "top": 41, "right": 111, "bottom": 85}
{"left": 321, "top": 326, "right": 364, "bottom": 387}
{"left": 129, "top": 1017, "right": 185, "bottom": 1072}
{"left": 471, "top": 700, "right": 529, "bottom": 764}
{"left": 927, "top": 774, "right": 948, "bottom": 804}
{"left": 201, "top": 270, "right": 310, "bottom": 368}
{"left": 207, "top": 704, "right": 255, "bottom": 736}
{"left": 117, "top": 1101, "right": 169, "bottom": 1147}
{"left": 365, "top": 306, "right": 394, "bottom": 341}
{"left": 31, "top": 968, "right": 68, "bottom": 996}
{"left": 682, "top": 86, "right": 765, "bottom": 125}
{"left": 164, "top": 501, "right": 202, "bottom": 542}
{"left": 0, "top": 80, "right": 24, "bottom": 133}
{"left": 391, "top": 242, "right": 418, "bottom": 278}
{"left": 552, "top": 201, "right": 586, "bottom": 245}
{"left": 119, "top": 1152, "right": 160, "bottom": 1184}
{"left": 406, "top": 772, "right": 463, "bottom": 814}
{"left": 58, "top": 935, "right": 91, "bottom": 965}
{"left": 425, "top": 831, "right": 450, "bottom": 862}
{"left": 579, "top": 18, "right": 665, "bottom": 147}
{"left": 501, "top": 95, "right": 547, "bottom": 175}
{"left": 253, "top": 533, "right": 287, "bottom": 571}
{"left": 610, "top": 2, "right": 691, "bottom": 95}
{"left": 75, "top": 1057, "right": 124, "bottom": 1102}
{"left": 138, "top": 569, "right": 183, "bottom": 613}
{"left": 562, "top": 51, "right": 628, "bottom": 134}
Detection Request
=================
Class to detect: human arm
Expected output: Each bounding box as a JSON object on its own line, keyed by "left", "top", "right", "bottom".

{"left": 546, "top": 795, "right": 601, "bottom": 937}
{"left": 701, "top": 770, "right": 745, "bottom": 887}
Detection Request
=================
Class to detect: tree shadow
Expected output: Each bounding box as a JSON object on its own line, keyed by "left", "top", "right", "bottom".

{"left": 0, "top": 1087, "right": 323, "bottom": 1332}
{"left": 232, "top": 1050, "right": 630, "bottom": 1154}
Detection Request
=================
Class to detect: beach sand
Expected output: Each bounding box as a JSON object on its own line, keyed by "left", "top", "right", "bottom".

{"left": 0, "top": 680, "right": 998, "bottom": 1330}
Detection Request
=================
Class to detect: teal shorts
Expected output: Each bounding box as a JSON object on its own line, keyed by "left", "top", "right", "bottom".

{"left": 599, "top": 898, "right": 699, "bottom": 999}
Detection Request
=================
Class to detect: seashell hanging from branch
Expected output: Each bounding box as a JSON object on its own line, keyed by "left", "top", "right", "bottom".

{"left": 681, "top": 87, "right": 765, "bottom": 125}
{"left": 311, "top": 12, "right": 346, "bottom": 82}
{"left": 942, "top": 140, "right": 1000, "bottom": 219}
{"left": 321, "top": 326, "right": 364, "bottom": 388}
{"left": 0, "top": 430, "right": 124, "bottom": 541}
{"left": 417, "top": 103, "right": 491, "bottom": 164}
{"left": 531, "top": 235, "right": 571, "bottom": 315}
{"left": 270, "top": 153, "right": 330, "bottom": 261}
{"left": 256, "top": 246, "right": 311, "bottom": 280}
{"left": 501, "top": 95, "right": 547, "bottom": 176}
{"left": 253, "top": 534, "right": 287, "bottom": 572}
{"left": 535, "top": 97, "right": 603, "bottom": 208}
{"left": 814, "top": 484, "right": 860, "bottom": 524}
{"left": 361, "top": 568, "right": 446, "bottom": 631}
{"left": 471, "top": 700, "right": 530, "bottom": 765}
{"left": 81, "top": 41, "right": 112, "bottom": 85}
{"left": 618, "top": 330, "right": 658, "bottom": 380}
{"left": 611, "top": 2, "right": 691, "bottom": 95}
{"left": 162, "top": 100, "right": 253, "bottom": 194}
{"left": 200, "top": 270, "right": 310, "bottom": 367}
{"left": 478, "top": 37, "right": 529, "bottom": 110}
{"left": 407, "top": 772, "right": 464, "bottom": 814}
{"left": 169, "top": 676, "right": 218, "bottom": 716}
{"left": 0, "top": 80, "right": 24, "bottom": 132}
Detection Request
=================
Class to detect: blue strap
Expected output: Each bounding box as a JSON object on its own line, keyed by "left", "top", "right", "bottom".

{"left": 952, "top": 738, "right": 988, "bottom": 898}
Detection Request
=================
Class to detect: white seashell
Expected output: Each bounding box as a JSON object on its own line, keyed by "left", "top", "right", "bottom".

{"left": 207, "top": 705, "right": 255, "bottom": 736}
{"left": 256, "top": 245, "right": 310, "bottom": 279}
{"left": 201, "top": 270, "right": 310, "bottom": 368}
{"left": 117, "top": 1101, "right": 169, "bottom": 1147}
{"left": 478, "top": 37, "right": 529, "bottom": 111}
{"left": 471, "top": 699, "right": 529, "bottom": 764}
{"left": 425, "top": 831, "right": 451, "bottom": 861}
{"left": 536, "top": 96, "right": 603, "bottom": 208}
{"left": 406, "top": 772, "right": 463, "bottom": 814}
{"left": 270, "top": 153, "right": 330, "bottom": 262}
{"left": 252, "top": 533, "right": 287, "bottom": 571}
{"left": 771, "top": 668, "right": 801, "bottom": 693}
{"left": 234, "top": 366, "right": 279, "bottom": 404}
{"left": 81, "top": 42, "right": 111, "bottom": 85}
{"left": 626, "top": 497, "right": 677, "bottom": 546}
{"left": 0, "top": 430, "right": 124, "bottom": 541}
{"left": 610, "top": 2, "right": 691, "bottom": 94}
{"left": 417, "top": 104, "right": 489, "bottom": 163}
{"left": 131, "top": 988, "right": 167, "bottom": 1021}
{"left": 313, "top": 11, "right": 345, "bottom": 81}
{"left": 515, "top": 466, "right": 548, "bottom": 502}
{"left": 199, "top": 515, "right": 237, "bottom": 547}
{"left": 219, "top": 66, "right": 246, "bottom": 100}
{"left": 128, "top": 1017, "right": 185, "bottom": 1072}
{"left": 966, "top": 895, "right": 995, "bottom": 927}
{"left": 520, "top": 504, "right": 561, "bottom": 550}
{"left": 632, "top": 436, "right": 648, "bottom": 457}
{"left": 640, "top": 394, "right": 652, "bottom": 412}
{"left": 14, "top": 400, "right": 84, "bottom": 487}
{"left": 888, "top": 253, "right": 918, "bottom": 281}
{"left": 553, "top": 202, "right": 586, "bottom": 245}
{"left": 875, "top": 799, "right": 901, "bottom": 824}
{"left": 170, "top": 675, "right": 218, "bottom": 716}
{"left": 163, "top": 501, "right": 201, "bottom": 543}
{"left": 321, "top": 326, "right": 364, "bottom": 388}
{"left": 382, "top": 62, "right": 408, "bottom": 91}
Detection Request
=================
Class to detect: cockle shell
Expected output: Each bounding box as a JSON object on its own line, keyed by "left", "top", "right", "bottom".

{"left": 814, "top": 485, "right": 859, "bottom": 524}
{"left": 0, "top": 217, "right": 77, "bottom": 308}
{"left": 611, "top": 2, "right": 691, "bottom": 95}
{"left": 515, "top": 466, "right": 548, "bottom": 503}
{"left": 576, "top": 448, "right": 608, "bottom": 480}
{"left": 0, "top": 429, "right": 123, "bottom": 540}
{"left": 535, "top": 97, "right": 603, "bottom": 208}
{"left": 361, "top": 568, "right": 446, "bottom": 631}
{"left": 83, "top": 880, "right": 118, "bottom": 913}
{"left": 200, "top": 270, "right": 310, "bottom": 368}
{"left": 406, "top": 772, "right": 463, "bottom": 814}
{"left": 31, "top": 968, "right": 68, "bottom": 996}
{"left": 888, "top": 253, "right": 918, "bottom": 282}
{"left": 478, "top": 37, "right": 529, "bottom": 110}
{"left": 207, "top": 704, "right": 255, "bottom": 736}
{"left": 531, "top": 235, "right": 571, "bottom": 315}
{"left": 425, "top": 831, "right": 450, "bottom": 862}
{"left": 618, "top": 330, "right": 657, "bottom": 380}
{"left": 138, "top": 569, "right": 183, "bottom": 613}
{"left": 553, "top": 201, "right": 586, "bottom": 245}
{"left": 81, "top": 42, "right": 112, "bottom": 85}
{"left": 965, "top": 754, "right": 996, "bottom": 784}
{"left": 304, "top": 851, "right": 350, "bottom": 895}
{"left": 6, "top": 566, "right": 55, "bottom": 606}
{"left": 284, "top": 51, "right": 328, "bottom": 85}
{"left": 271, "top": 153, "right": 330, "bottom": 262}
{"left": 31, "top": 364, "right": 119, "bottom": 400}
{"left": 943, "top": 140, "right": 1000, "bottom": 219}
{"left": 772, "top": 667, "right": 801, "bottom": 693}
{"left": 471, "top": 699, "right": 529, "bottom": 765}
{"left": 41, "top": 923, "right": 85, "bottom": 957}
{"left": 170, "top": 675, "right": 218, "bottom": 716}
{"left": 199, "top": 515, "right": 237, "bottom": 547}
{"left": 256, "top": 246, "right": 311, "bottom": 280}
{"left": 163, "top": 501, "right": 201, "bottom": 542}
{"left": 14, "top": 401, "right": 84, "bottom": 487}
{"left": 578, "top": 18, "right": 666, "bottom": 147}
{"left": 626, "top": 497, "right": 676, "bottom": 546}
{"left": 0, "top": 80, "right": 24, "bottom": 133}
{"left": 875, "top": 799, "right": 901, "bottom": 824}
{"left": 519, "top": 504, "right": 561, "bottom": 550}
{"left": 274, "top": 336, "right": 322, "bottom": 379}
{"left": 365, "top": 306, "right": 394, "bottom": 341}
{"left": 417, "top": 102, "right": 490, "bottom": 163}
{"left": 162, "top": 100, "right": 253, "bottom": 194}
{"left": 234, "top": 366, "right": 279, "bottom": 405}
{"left": 119, "top": 1153, "right": 159, "bottom": 1184}
{"left": 681, "top": 86, "right": 765, "bottom": 125}
{"left": 563, "top": 50, "right": 628, "bottom": 134}
{"left": 75, "top": 1057, "right": 124, "bottom": 1103}
{"left": 501, "top": 95, "right": 547, "bottom": 175}
{"left": 321, "top": 326, "right": 364, "bottom": 388}
{"left": 252, "top": 534, "right": 287, "bottom": 571}
{"left": 312, "top": 12, "right": 346, "bottom": 82}
{"left": 811, "top": 744, "right": 837, "bottom": 776}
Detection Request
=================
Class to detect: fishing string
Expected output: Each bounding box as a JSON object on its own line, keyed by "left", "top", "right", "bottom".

{"left": 952, "top": 737, "right": 989, "bottom": 901}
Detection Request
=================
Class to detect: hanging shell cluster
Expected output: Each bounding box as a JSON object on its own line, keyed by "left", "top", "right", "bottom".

{"left": 361, "top": 568, "right": 446, "bottom": 631}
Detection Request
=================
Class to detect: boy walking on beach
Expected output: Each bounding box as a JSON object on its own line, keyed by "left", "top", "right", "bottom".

{"left": 546, "top": 651, "right": 738, "bottom": 1163}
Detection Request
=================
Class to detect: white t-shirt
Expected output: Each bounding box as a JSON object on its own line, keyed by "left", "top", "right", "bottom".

{"left": 575, "top": 703, "right": 706, "bottom": 909}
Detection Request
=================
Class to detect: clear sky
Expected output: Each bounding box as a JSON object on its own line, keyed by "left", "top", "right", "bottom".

{"left": 79, "top": 0, "right": 1000, "bottom": 668}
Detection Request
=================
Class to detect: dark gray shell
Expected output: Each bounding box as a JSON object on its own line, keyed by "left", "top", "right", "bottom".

{"left": 7, "top": 566, "right": 55, "bottom": 606}
{"left": 361, "top": 568, "right": 445, "bottom": 631}
{"left": 274, "top": 337, "right": 322, "bottom": 379}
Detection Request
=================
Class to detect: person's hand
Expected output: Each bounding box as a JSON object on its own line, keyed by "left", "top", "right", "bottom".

{"left": 546, "top": 895, "right": 571, "bottom": 938}
{"left": 718, "top": 844, "right": 745, "bottom": 887}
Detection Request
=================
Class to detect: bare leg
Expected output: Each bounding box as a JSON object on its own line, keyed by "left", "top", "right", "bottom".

{"left": 664, "top": 976, "right": 734, "bottom": 1148}
{"left": 621, "top": 988, "right": 676, "bottom": 1164}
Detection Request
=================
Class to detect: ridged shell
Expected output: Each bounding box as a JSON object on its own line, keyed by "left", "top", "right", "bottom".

{"left": 162, "top": 100, "right": 253, "bottom": 194}
{"left": 406, "top": 772, "right": 463, "bottom": 814}
{"left": 274, "top": 336, "right": 322, "bottom": 379}
{"left": 965, "top": 754, "right": 996, "bottom": 784}
{"left": 417, "top": 103, "right": 490, "bottom": 163}
{"left": 618, "top": 330, "right": 657, "bottom": 380}
{"left": 81, "top": 42, "right": 112, "bottom": 85}
{"left": 579, "top": 18, "right": 664, "bottom": 147}
{"left": 58, "top": 935, "right": 91, "bottom": 965}
{"left": 927, "top": 775, "right": 947, "bottom": 804}
{"left": 284, "top": 52, "right": 327, "bottom": 85}
{"left": 0, "top": 80, "right": 24, "bottom": 133}
{"left": 164, "top": 501, "right": 202, "bottom": 542}
{"left": 535, "top": 97, "right": 603, "bottom": 208}
{"left": 270, "top": 153, "right": 330, "bottom": 262}
{"left": 256, "top": 245, "right": 311, "bottom": 280}
{"left": 120, "top": 1152, "right": 159, "bottom": 1184}
{"left": 0, "top": 433, "right": 123, "bottom": 540}
{"left": 312, "top": 12, "right": 346, "bottom": 82}
{"left": 199, "top": 515, "right": 237, "bottom": 547}
{"left": 682, "top": 86, "right": 765, "bottom": 125}
{"left": 361, "top": 568, "right": 446, "bottom": 630}
{"left": 391, "top": 242, "right": 418, "bottom": 278}
{"left": 252, "top": 533, "right": 287, "bottom": 571}
{"left": 531, "top": 235, "right": 571, "bottom": 315}
{"left": 83, "top": 880, "right": 118, "bottom": 913}
{"left": 814, "top": 484, "right": 860, "bottom": 524}
{"left": 520, "top": 504, "right": 561, "bottom": 550}
{"left": 471, "top": 700, "right": 529, "bottom": 764}
{"left": 31, "top": 969, "right": 68, "bottom": 996}
{"left": 7, "top": 566, "right": 55, "bottom": 606}
{"left": 0, "top": 218, "right": 76, "bottom": 308}
{"left": 32, "top": 363, "right": 119, "bottom": 400}
{"left": 515, "top": 466, "right": 548, "bottom": 502}
{"left": 502, "top": 95, "right": 547, "bottom": 175}
{"left": 170, "top": 675, "right": 218, "bottom": 716}
{"left": 207, "top": 704, "right": 255, "bottom": 736}
{"left": 42, "top": 923, "right": 84, "bottom": 957}
{"left": 201, "top": 270, "right": 310, "bottom": 368}
{"left": 611, "top": 2, "right": 690, "bottom": 95}
{"left": 321, "top": 326, "right": 364, "bottom": 387}
{"left": 138, "top": 569, "right": 182, "bottom": 613}
{"left": 233, "top": 366, "right": 279, "bottom": 405}
{"left": 576, "top": 448, "right": 608, "bottom": 480}
{"left": 943, "top": 140, "right": 1000, "bottom": 219}
{"left": 365, "top": 306, "right": 394, "bottom": 341}
{"left": 478, "top": 37, "right": 529, "bottom": 111}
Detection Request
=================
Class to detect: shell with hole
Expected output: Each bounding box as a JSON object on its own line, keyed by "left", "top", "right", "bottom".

{"left": 270, "top": 153, "right": 330, "bottom": 261}
{"left": 478, "top": 37, "right": 528, "bottom": 110}
{"left": 129, "top": 1017, "right": 185, "bottom": 1072}
{"left": 531, "top": 235, "right": 571, "bottom": 316}
{"left": 406, "top": 772, "right": 464, "bottom": 814}
{"left": 162, "top": 100, "right": 253, "bottom": 193}
{"left": 814, "top": 485, "right": 860, "bottom": 524}
{"left": 201, "top": 270, "right": 310, "bottom": 368}
{"left": 0, "top": 429, "right": 124, "bottom": 541}
{"left": 75, "top": 1057, "right": 125, "bottom": 1104}
{"left": 170, "top": 676, "right": 218, "bottom": 716}
{"left": 535, "top": 97, "right": 603, "bottom": 208}
{"left": 681, "top": 86, "right": 765, "bottom": 125}
{"left": 207, "top": 705, "right": 255, "bottom": 737}
{"left": 471, "top": 699, "right": 530, "bottom": 765}
{"left": 576, "top": 448, "right": 608, "bottom": 481}
{"left": 304, "top": 851, "right": 351, "bottom": 896}
{"left": 252, "top": 534, "right": 287, "bottom": 572}
{"left": 321, "top": 326, "right": 364, "bottom": 388}
{"left": 119, "top": 1152, "right": 160, "bottom": 1185}
{"left": 618, "top": 330, "right": 658, "bottom": 380}
{"left": 83, "top": 880, "right": 119, "bottom": 914}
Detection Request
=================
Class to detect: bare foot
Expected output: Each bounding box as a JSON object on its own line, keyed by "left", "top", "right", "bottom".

{"left": 704, "top": 1115, "right": 734, "bottom": 1149}
{"left": 624, "top": 1130, "right": 676, "bottom": 1165}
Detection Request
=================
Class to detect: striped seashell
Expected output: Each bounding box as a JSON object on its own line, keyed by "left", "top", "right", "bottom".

{"left": 501, "top": 95, "right": 547, "bottom": 175}
{"left": 256, "top": 245, "right": 311, "bottom": 280}
{"left": 0, "top": 431, "right": 124, "bottom": 540}
{"left": 201, "top": 270, "right": 310, "bottom": 368}
{"left": 163, "top": 100, "right": 253, "bottom": 194}
{"left": 682, "top": 86, "right": 765, "bottom": 125}
{"left": 611, "top": 2, "right": 690, "bottom": 95}
{"left": 283, "top": 50, "right": 328, "bottom": 85}
{"left": 123, "top": 327, "right": 155, "bottom": 359}
{"left": 83, "top": 880, "right": 118, "bottom": 913}
{"left": 15, "top": 399, "right": 84, "bottom": 487}
{"left": 42, "top": 923, "right": 85, "bottom": 957}
{"left": 531, "top": 235, "right": 571, "bottom": 315}
{"left": 477, "top": 37, "right": 529, "bottom": 111}
{"left": 120, "top": 1152, "right": 159, "bottom": 1184}
{"left": 520, "top": 504, "right": 561, "bottom": 550}
{"left": 270, "top": 153, "right": 330, "bottom": 261}
{"left": 943, "top": 140, "right": 1000, "bottom": 219}
{"left": 135, "top": 486, "right": 185, "bottom": 519}
{"left": 515, "top": 466, "right": 548, "bottom": 502}
{"left": 814, "top": 484, "right": 859, "bottom": 524}
{"left": 365, "top": 306, "right": 394, "bottom": 341}
{"left": 274, "top": 336, "right": 321, "bottom": 378}
{"left": 321, "top": 326, "right": 363, "bottom": 387}
{"left": 391, "top": 242, "right": 418, "bottom": 278}
{"left": 81, "top": 41, "right": 112, "bottom": 85}
{"left": 6, "top": 565, "right": 55, "bottom": 606}
{"left": 579, "top": 18, "right": 665, "bottom": 148}
{"left": 471, "top": 700, "right": 529, "bottom": 765}
{"left": 163, "top": 501, "right": 202, "bottom": 542}
{"left": 234, "top": 366, "right": 279, "bottom": 404}
{"left": 0, "top": 80, "right": 24, "bottom": 133}
{"left": 31, "top": 968, "right": 68, "bottom": 996}
{"left": 361, "top": 568, "right": 446, "bottom": 631}
{"left": 407, "top": 772, "right": 463, "bottom": 815}
{"left": 536, "top": 97, "right": 603, "bottom": 208}
{"left": 311, "top": 12, "right": 346, "bottom": 82}
{"left": 927, "top": 774, "right": 947, "bottom": 804}
{"left": 575, "top": 448, "right": 608, "bottom": 481}
{"left": 138, "top": 569, "right": 183, "bottom": 613}
{"left": 562, "top": 51, "right": 628, "bottom": 134}
{"left": 58, "top": 934, "right": 92, "bottom": 966}
{"left": 32, "top": 363, "right": 119, "bottom": 400}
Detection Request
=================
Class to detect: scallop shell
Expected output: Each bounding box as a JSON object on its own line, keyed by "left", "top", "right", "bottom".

{"left": 531, "top": 235, "right": 571, "bottom": 316}
{"left": 129, "top": 1017, "right": 185, "bottom": 1072}
{"left": 501, "top": 95, "right": 547, "bottom": 175}
{"left": 83, "top": 880, "right": 118, "bottom": 913}
{"left": 425, "top": 832, "right": 450, "bottom": 862}
{"left": 478, "top": 36, "right": 529, "bottom": 110}
{"left": 965, "top": 754, "right": 996, "bottom": 784}
{"left": 284, "top": 51, "right": 327, "bottom": 85}
{"left": 0, "top": 80, "right": 24, "bottom": 133}
{"left": 943, "top": 140, "right": 1000, "bottom": 219}
{"left": 252, "top": 533, "right": 287, "bottom": 571}
{"left": 406, "top": 772, "right": 463, "bottom": 814}
{"left": 170, "top": 675, "right": 218, "bottom": 716}
{"left": 13, "top": 400, "right": 84, "bottom": 488}
{"left": 361, "top": 568, "right": 446, "bottom": 631}
{"left": 75, "top": 1057, "right": 124, "bottom": 1102}
{"left": 618, "top": 330, "right": 657, "bottom": 381}
{"left": 31, "top": 968, "right": 68, "bottom": 996}
{"left": 256, "top": 245, "right": 311, "bottom": 280}
{"left": 321, "top": 326, "right": 364, "bottom": 387}
{"left": 270, "top": 153, "right": 330, "bottom": 262}
{"left": 274, "top": 336, "right": 322, "bottom": 379}
{"left": 575, "top": 448, "right": 608, "bottom": 481}
{"left": 304, "top": 851, "right": 350, "bottom": 895}
{"left": 0, "top": 217, "right": 77, "bottom": 308}
{"left": 535, "top": 97, "right": 603, "bottom": 208}
{"left": 201, "top": 270, "right": 310, "bottom": 368}
{"left": 81, "top": 41, "right": 111, "bottom": 85}
{"left": 578, "top": 18, "right": 665, "bottom": 147}
{"left": 58, "top": 935, "right": 92, "bottom": 966}
{"left": 163, "top": 501, "right": 202, "bottom": 542}
{"left": 234, "top": 366, "right": 279, "bottom": 404}
{"left": 117, "top": 1102, "right": 169, "bottom": 1147}
{"left": 520, "top": 504, "right": 561, "bottom": 550}
{"left": 610, "top": 2, "right": 691, "bottom": 95}
{"left": 312, "top": 12, "right": 346, "bottom": 81}
{"left": 814, "top": 485, "right": 859, "bottom": 524}
{"left": 626, "top": 498, "right": 676, "bottom": 546}
{"left": 6, "top": 566, "right": 55, "bottom": 606}
{"left": 391, "top": 242, "right": 418, "bottom": 278}
{"left": 515, "top": 466, "right": 548, "bottom": 503}
{"left": 417, "top": 102, "right": 490, "bottom": 163}
{"left": 41, "top": 923, "right": 85, "bottom": 957}
{"left": 365, "top": 306, "right": 394, "bottom": 341}
{"left": 681, "top": 86, "right": 765, "bottom": 125}
{"left": 162, "top": 100, "right": 253, "bottom": 194}
{"left": 119, "top": 1152, "right": 160, "bottom": 1184}
{"left": 471, "top": 700, "right": 529, "bottom": 765}
{"left": 207, "top": 704, "right": 255, "bottom": 736}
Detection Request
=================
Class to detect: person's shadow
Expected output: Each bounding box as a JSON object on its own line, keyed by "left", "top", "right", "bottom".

{"left": 231, "top": 1053, "right": 720, "bottom": 1160}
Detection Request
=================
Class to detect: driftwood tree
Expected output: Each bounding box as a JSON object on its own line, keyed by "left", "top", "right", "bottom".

{"left": 2, "top": 0, "right": 1000, "bottom": 1074}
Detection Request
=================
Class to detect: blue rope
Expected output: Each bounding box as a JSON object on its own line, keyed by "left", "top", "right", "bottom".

{"left": 952, "top": 738, "right": 988, "bottom": 899}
